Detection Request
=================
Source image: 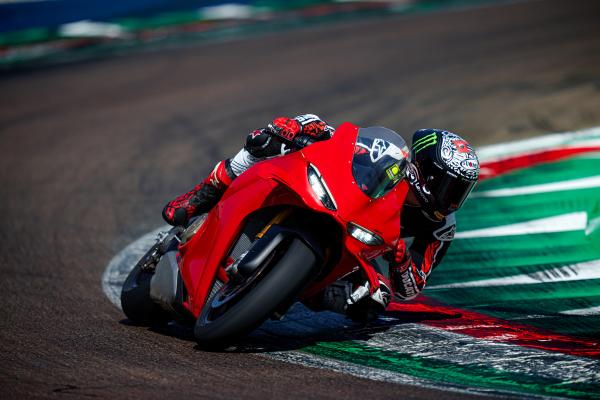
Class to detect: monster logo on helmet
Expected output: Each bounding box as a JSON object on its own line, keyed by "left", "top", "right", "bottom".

{"left": 408, "top": 129, "right": 479, "bottom": 221}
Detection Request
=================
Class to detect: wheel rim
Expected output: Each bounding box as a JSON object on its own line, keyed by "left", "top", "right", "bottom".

{"left": 202, "top": 249, "right": 277, "bottom": 323}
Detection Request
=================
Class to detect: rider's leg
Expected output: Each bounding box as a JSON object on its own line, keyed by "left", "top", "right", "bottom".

{"left": 162, "top": 128, "right": 283, "bottom": 226}
{"left": 162, "top": 160, "right": 235, "bottom": 226}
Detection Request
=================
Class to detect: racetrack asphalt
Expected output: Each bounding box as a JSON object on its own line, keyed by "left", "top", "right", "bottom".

{"left": 1, "top": 0, "right": 600, "bottom": 398}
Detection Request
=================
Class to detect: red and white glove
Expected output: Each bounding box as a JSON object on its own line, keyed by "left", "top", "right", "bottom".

{"left": 389, "top": 239, "right": 425, "bottom": 300}
{"left": 267, "top": 117, "right": 303, "bottom": 141}
{"left": 294, "top": 114, "right": 330, "bottom": 138}
{"left": 267, "top": 114, "right": 331, "bottom": 143}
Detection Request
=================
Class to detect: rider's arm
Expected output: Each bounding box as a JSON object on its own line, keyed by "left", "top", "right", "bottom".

{"left": 389, "top": 214, "right": 455, "bottom": 300}
{"left": 228, "top": 114, "right": 333, "bottom": 177}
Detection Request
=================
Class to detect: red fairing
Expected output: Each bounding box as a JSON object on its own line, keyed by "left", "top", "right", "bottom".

{"left": 178, "top": 122, "right": 408, "bottom": 317}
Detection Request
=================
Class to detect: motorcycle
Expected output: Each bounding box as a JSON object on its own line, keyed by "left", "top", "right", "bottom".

{"left": 121, "top": 122, "right": 411, "bottom": 347}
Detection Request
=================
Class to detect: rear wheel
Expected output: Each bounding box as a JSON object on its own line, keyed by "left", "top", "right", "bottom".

{"left": 120, "top": 244, "right": 171, "bottom": 326}
{"left": 194, "top": 238, "right": 319, "bottom": 348}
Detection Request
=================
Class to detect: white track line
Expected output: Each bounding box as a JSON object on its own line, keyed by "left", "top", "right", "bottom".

{"left": 586, "top": 217, "right": 600, "bottom": 236}
{"left": 265, "top": 350, "right": 510, "bottom": 399}
{"left": 455, "top": 212, "right": 587, "bottom": 238}
{"left": 429, "top": 259, "right": 600, "bottom": 289}
{"left": 560, "top": 306, "right": 600, "bottom": 316}
{"left": 101, "top": 226, "right": 168, "bottom": 308}
{"left": 477, "top": 126, "right": 600, "bottom": 161}
{"left": 364, "top": 323, "right": 600, "bottom": 383}
{"left": 470, "top": 176, "right": 600, "bottom": 198}
{"left": 259, "top": 304, "right": 600, "bottom": 396}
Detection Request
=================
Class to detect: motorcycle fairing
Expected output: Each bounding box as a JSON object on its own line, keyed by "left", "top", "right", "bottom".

{"left": 179, "top": 122, "right": 408, "bottom": 317}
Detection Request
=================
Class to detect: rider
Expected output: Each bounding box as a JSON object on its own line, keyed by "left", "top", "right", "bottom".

{"left": 162, "top": 114, "right": 479, "bottom": 321}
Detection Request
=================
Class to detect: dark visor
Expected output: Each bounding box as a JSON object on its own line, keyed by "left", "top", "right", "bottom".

{"left": 427, "top": 170, "right": 476, "bottom": 215}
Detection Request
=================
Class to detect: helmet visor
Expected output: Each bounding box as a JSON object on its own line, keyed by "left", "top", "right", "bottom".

{"left": 427, "top": 169, "right": 476, "bottom": 215}
{"left": 352, "top": 127, "right": 410, "bottom": 199}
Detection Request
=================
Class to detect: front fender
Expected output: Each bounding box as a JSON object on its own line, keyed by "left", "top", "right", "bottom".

{"left": 237, "top": 225, "right": 324, "bottom": 278}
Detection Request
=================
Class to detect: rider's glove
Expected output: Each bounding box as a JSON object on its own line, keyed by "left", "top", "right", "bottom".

{"left": 294, "top": 114, "right": 330, "bottom": 138}
{"left": 390, "top": 239, "right": 412, "bottom": 290}
{"left": 392, "top": 239, "right": 411, "bottom": 271}
{"left": 389, "top": 239, "right": 423, "bottom": 300}
{"left": 267, "top": 117, "right": 303, "bottom": 142}
{"left": 267, "top": 114, "right": 332, "bottom": 144}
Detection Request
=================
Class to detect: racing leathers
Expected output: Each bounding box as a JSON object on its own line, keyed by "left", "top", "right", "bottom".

{"left": 162, "top": 114, "right": 455, "bottom": 320}
{"left": 391, "top": 206, "right": 454, "bottom": 300}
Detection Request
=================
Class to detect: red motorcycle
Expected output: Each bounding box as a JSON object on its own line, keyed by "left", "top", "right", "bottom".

{"left": 121, "top": 122, "right": 410, "bottom": 347}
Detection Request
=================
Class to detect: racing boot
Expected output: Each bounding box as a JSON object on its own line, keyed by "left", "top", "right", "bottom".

{"left": 162, "top": 160, "right": 235, "bottom": 226}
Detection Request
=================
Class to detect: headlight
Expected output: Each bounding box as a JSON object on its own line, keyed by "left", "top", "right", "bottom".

{"left": 347, "top": 222, "right": 383, "bottom": 246}
{"left": 307, "top": 164, "right": 337, "bottom": 211}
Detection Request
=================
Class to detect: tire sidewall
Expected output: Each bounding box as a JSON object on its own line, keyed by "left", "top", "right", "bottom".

{"left": 194, "top": 238, "right": 318, "bottom": 346}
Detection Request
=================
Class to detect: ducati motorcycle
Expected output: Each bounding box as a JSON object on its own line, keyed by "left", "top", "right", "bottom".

{"left": 121, "top": 122, "right": 410, "bottom": 347}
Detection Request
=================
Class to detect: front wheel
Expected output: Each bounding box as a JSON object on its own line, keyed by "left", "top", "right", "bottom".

{"left": 194, "top": 238, "right": 319, "bottom": 348}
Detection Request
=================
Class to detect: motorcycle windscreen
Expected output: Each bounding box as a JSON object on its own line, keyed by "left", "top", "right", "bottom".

{"left": 351, "top": 127, "right": 410, "bottom": 199}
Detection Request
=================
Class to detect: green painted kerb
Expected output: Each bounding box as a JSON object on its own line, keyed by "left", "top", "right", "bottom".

{"left": 302, "top": 341, "right": 600, "bottom": 399}
{"left": 295, "top": 151, "right": 600, "bottom": 398}
{"left": 427, "top": 153, "right": 600, "bottom": 338}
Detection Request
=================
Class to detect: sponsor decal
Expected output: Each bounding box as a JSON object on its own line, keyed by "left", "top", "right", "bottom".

{"left": 385, "top": 163, "right": 403, "bottom": 183}
{"left": 294, "top": 114, "right": 320, "bottom": 124}
{"left": 356, "top": 137, "right": 406, "bottom": 163}
{"left": 280, "top": 143, "right": 291, "bottom": 155}
{"left": 250, "top": 129, "right": 262, "bottom": 139}
{"left": 434, "top": 223, "right": 456, "bottom": 241}
{"left": 412, "top": 132, "right": 438, "bottom": 153}
{"left": 400, "top": 269, "right": 418, "bottom": 298}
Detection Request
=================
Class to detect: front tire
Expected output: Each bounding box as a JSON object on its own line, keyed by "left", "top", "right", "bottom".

{"left": 194, "top": 238, "right": 319, "bottom": 348}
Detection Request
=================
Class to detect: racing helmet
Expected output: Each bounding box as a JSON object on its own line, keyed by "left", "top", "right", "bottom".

{"left": 407, "top": 129, "right": 479, "bottom": 221}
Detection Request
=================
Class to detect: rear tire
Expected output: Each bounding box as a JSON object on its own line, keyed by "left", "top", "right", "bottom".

{"left": 120, "top": 245, "right": 171, "bottom": 326}
{"left": 194, "top": 238, "right": 319, "bottom": 348}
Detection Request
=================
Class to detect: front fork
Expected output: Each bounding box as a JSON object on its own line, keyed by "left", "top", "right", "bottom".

{"left": 225, "top": 208, "right": 294, "bottom": 280}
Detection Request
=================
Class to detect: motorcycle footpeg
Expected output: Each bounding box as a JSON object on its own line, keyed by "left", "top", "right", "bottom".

{"left": 140, "top": 246, "right": 161, "bottom": 272}
{"left": 139, "top": 227, "right": 183, "bottom": 273}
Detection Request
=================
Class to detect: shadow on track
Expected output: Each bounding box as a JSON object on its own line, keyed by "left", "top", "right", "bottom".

{"left": 120, "top": 303, "right": 460, "bottom": 353}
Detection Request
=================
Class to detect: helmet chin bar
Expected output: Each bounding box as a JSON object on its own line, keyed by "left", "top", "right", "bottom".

{"left": 406, "top": 163, "right": 441, "bottom": 221}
